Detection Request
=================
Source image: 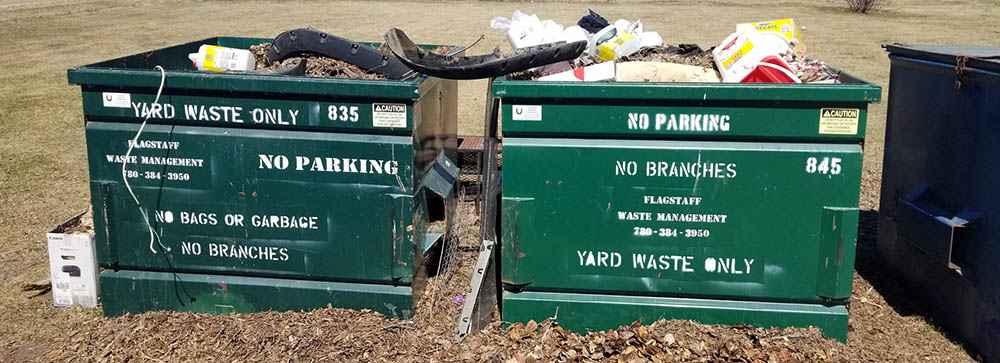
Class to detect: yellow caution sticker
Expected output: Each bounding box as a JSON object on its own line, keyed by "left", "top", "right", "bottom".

{"left": 818, "top": 108, "right": 860, "bottom": 135}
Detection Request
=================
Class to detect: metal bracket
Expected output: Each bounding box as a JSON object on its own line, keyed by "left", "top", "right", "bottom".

{"left": 422, "top": 151, "right": 460, "bottom": 199}
{"left": 454, "top": 239, "right": 498, "bottom": 339}
{"left": 955, "top": 55, "right": 969, "bottom": 89}
{"left": 99, "top": 182, "right": 117, "bottom": 266}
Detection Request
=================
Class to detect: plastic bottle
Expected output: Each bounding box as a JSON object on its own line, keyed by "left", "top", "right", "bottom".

{"left": 188, "top": 45, "right": 256, "bottom": 72}
{"left": 593, "top": 25, "right": 642, "bottom": 61}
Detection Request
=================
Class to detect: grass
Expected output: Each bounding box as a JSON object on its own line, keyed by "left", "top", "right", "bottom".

{"left": 0, "top": 0, "right": 997, "bottom": 359}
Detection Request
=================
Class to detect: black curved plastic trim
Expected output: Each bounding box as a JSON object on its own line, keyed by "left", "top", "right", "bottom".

{"left": 384, "top": 28, "right": 587, "bottom": 80}
{"left": 266, "top": 28, "right": 416, "bottom": 80}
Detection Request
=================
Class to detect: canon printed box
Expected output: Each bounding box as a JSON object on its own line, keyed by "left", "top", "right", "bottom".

{"left": 46, "top": 212, "right": 99, "bottom": 308}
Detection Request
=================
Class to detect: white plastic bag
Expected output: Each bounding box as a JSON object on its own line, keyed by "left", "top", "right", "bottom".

{"left": 491, "top": 10, "right": 565, "bottom": 49}
{"left": 640, "top": 32, "right": 663, "bottom": 48}
{"left": 491, "top": 10, "right": 581, "bottom": 73}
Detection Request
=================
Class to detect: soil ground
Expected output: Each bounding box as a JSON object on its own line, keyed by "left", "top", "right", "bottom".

{"left": 1, "top": 0, "right": 998, "bottom": 361}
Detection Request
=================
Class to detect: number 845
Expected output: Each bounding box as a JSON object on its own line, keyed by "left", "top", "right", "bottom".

{"left": 805, "top": 156, "right": 842, "bottom": 175}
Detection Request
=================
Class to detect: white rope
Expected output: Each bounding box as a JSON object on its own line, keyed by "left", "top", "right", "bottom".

{"left": 121, "top": 65, "right": 168, "bottom": 254}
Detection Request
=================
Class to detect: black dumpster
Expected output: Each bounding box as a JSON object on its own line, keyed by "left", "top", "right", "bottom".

{"left": 879, "top": 44, "right": 1000, "bottom": 361}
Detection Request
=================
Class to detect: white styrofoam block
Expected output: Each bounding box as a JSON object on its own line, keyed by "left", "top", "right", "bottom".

{"left": 538, "top": 61, "right": 616, "bottom": 82}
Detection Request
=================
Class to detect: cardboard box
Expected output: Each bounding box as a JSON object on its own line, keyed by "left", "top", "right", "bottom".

{"left": 736, "top": 18, "right": 802, "bottom": 46}
{"left": 46, "top": 212, "right": 99, "bottom": 308}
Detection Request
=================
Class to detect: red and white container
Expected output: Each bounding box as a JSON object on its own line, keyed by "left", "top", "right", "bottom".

{"left": 712, "top": 30, "right": 800, "bottom": 83}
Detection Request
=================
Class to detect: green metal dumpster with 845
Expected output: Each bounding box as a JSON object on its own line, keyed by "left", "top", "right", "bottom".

{"left": 67, "top": 37, "right": 459, "bottom": 318}
{"left": 496, "top": 75, "right": 880, "bottom": 342}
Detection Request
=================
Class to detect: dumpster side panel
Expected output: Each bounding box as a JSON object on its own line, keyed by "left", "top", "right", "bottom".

{"left": 501, "top": 138, "right": 862, "bottom": 303}
{"left": 100, "top": 269, "right": 414, "bottom": 318}
{"left": 878, "top": 53, "right": 1000, "bottom": 362}
{"left": 86, "top": 122, "right": 416, "bottom": 284}
{"left": 502, "top": 291, "right": 850, "bottom": 342}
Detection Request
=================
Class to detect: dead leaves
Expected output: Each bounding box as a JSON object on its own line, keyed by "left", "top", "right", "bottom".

{"left": 497, "top": 319, "right": 847, "bottom": 363}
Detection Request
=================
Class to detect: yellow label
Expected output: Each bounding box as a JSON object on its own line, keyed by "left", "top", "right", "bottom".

{"left": 612, "top": 31, "right": 635, "bottom": 46}
{"left": 740, "top": 19, "right": 800, "bottom": 44}
{"left": 596, "top": 46, "right": 615, "bottom": 61}
{"left": 202, "top": 46, "right": 226, "bottom": 72}
{"left": 721, "top": 40, "right": 754, "bottom": 69}
{"left": 596, "top": 31, "right": 636, "bottom": 61}
{"left": 819, "top": 108, "right": 860, "bottom": 135}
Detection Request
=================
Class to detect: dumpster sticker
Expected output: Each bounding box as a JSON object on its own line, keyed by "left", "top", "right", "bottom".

{"left": 372, "top": 103, "right": 407, "bottom": 128}
{"left": 511, "top": 105, "right": 542, "bottom": 121}
{"left": 102, "top": 92, "right": 131, "bottom": 108}
{"left": 818, "top": 108, "right": 859, "bottom": 135}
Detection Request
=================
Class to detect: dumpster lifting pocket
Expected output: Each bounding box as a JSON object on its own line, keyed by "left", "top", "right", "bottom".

{"left": 816, "top": 207, "right": 859, "bottom": 300}
{"left": 388, "top": 194, "right": 414, "bottom": 283}
{"left": 896, "top": 183, "right": 981, "bottom": 273}
{"left": 501, "top": 197, "right": 533, "bottom": 291}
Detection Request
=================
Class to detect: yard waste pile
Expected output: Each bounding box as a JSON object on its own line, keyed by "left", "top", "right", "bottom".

{"left": 178, "top": 20, "right": 837, "bottom": 84}
{"left": 51, "top": 226, "right": 855, "bottom": 363}
{"left": 250, "top": 42, "right": 388, "bottom": 79}
{"left": 51, "top": 309, "right": 853, "bottom": 362}
{"left": 186, "top": 28, "right": 453, "bottom": 79}
{"left": 490, "top": 10, "right": 837, "bottom": 84}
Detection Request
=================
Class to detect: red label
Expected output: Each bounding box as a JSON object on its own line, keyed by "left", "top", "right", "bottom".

{"left": 721, "top": 37, "right": 739, "bottom": 51}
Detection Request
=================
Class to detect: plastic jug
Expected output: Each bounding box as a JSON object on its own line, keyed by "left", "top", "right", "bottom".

{"left": 188, "top": 45, "right": 256, "bottom": 72}
{"left": 593, "top": 25, "right": 642, "bottom": 61}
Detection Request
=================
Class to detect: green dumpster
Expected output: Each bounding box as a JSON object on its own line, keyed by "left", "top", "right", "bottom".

{"left": 68, "top": 37, "right": 459, "bottom": 318}
{"left": 496, "top": 75, "right": 880, "bottom": 341}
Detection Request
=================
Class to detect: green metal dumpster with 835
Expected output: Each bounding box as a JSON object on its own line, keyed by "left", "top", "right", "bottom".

{"left": 67, "top": 37, "right": 459, "bottom": 318}
{"left": 496, "top": 75, "right": 880, "bottom": 342}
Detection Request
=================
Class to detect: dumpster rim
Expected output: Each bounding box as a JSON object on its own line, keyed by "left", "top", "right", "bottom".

{"left": 68, "top": 67, "right": 426, "bottom": 100}
{"left": 65, "top": 36, "right": 445, "bottom": 101}
{"left": 885, "top": 43, "right": 1000, "bottom": 75}
{"left": 492, "top": 68, "right": 882, "bottom": 103}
